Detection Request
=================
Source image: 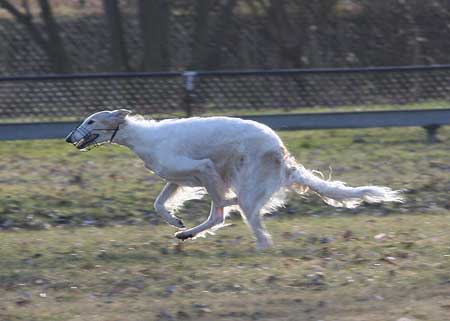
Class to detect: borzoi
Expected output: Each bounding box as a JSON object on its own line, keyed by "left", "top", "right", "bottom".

{"left": 65, "top": 109, "right": 402, "bottom": 249}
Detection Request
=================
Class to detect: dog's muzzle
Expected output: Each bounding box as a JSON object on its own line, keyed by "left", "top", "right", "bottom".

{"left": 65, "top": 127, "right": 99, "bottom": 151}
{"left": 65, "top": 131, "right": 74, "bottom": 143}
{"left": 65, "top": 124, "right": 120, "bottom": 151}
{"left": 73, "top": 133, "right": 99, "bottom": 150}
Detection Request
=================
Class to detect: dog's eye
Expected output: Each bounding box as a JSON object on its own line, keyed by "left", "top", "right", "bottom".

{"left": 87, "top": 120, "right": 95, "bottom": 125}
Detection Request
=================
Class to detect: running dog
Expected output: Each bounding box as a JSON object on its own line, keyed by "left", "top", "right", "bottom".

{"left": 65, "top": 109, "right": 403, "bottom": 249}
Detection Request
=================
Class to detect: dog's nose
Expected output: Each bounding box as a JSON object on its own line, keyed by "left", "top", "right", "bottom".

{"left": 65, "top": 132, "right": 73, "bottom": 143}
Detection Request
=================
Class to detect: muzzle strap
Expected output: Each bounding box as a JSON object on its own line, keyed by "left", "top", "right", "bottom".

{"left": 67, "top": 122, "right": 122, "bottom": 150}
{"left": 109, "top": 125, "right": 120, "bottom": 143}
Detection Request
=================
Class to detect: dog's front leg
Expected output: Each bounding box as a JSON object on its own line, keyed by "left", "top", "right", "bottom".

{"left": 194, "top": 159, "right": 238, "bottom": 207}
{"left": 157, "top": 157, "right": 237, "bottom": 208}
{"left": 175, "top": 202, "right": 224, "bottom": 240}
{"left": 154, "top": 182, "right": 185, "bottom": 228}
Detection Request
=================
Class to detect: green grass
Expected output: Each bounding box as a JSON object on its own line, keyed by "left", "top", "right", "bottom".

{"left": 2, "top": 101, "right": 448, "bottom": 123}
{"left": 1, "top": 216, "right": 450, "bottom": 321}
{"left": 198, "top": 101, "right": 450, "bottom": 117}
{"left": 0, "top": 126, "right": 449, "bottom": 320}
{"left": 1, "top": 126, "right": 448, "bottom": 228}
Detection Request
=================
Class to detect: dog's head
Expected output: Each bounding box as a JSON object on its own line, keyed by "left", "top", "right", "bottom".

{"left": 65, "top": 109, "right": 131, "bottom": 151}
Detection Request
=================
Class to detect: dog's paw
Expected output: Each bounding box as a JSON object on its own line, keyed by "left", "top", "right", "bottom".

{"left": 175, "top": 231, "right": 194, "bottom": 240}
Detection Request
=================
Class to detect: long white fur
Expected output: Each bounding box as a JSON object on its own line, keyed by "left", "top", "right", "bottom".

{"left": 290, "top": 165, "right": 403, "bottom": 208}
{"left": 69, "top": 111, "right": 404, "bottom": 249}
{"left": 165, "top": 187, "right": 207, "bottom": 212}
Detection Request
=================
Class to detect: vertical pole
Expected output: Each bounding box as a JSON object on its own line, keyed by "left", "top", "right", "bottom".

{"left": 183, "top": 71, "right": 197, "bottom": 117}
{"left": 423, "top": 125, "right": 440, "bottom": 144}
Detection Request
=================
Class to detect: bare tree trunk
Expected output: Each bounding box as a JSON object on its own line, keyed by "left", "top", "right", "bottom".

{"left": 0, "top": 0, "right": 72, "bottom": 73}
{"left": 266, "top": 0, "right": 302, "bottom": 68}
{"left": 203, "top": 0, "right": 238, "bottom": 70}
{"left": 190, "top": 0, "right": 210, "bottom": 69}
{"left": 138, "top": 0, "right": 170, "bottom": 71}
{"left": 103, "top": 0, "right": 130, "bottom": 71}
{"left": 403, "top": 2, "right": 423, "bottom": 102}
{"left": 0, "top": 0, "right": 49, "bottom": 55}
{"left": 38, "top": 0, "right": 72, "bottom": 73}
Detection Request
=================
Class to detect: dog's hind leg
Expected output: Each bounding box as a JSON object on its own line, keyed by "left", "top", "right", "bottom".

{"left": 175, "top": 202, "right": 225, "bottom": 240}
{"left": 239, "top": 151, "right": 285, "bottom": 250}
{"left": 240, "top": 194, "right": 274, "bottom": 250}
{"left": 154, "top": 182, "right": 185, "bottom": 228}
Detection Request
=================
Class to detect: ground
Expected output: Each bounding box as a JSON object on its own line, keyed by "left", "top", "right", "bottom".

{"left": 0, "top": 126, "right": 449, "bottom": 321}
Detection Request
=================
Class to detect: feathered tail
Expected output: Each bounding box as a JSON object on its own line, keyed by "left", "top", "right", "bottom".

{"left": 288, "top": 165, "right": 403, "bottom": 208}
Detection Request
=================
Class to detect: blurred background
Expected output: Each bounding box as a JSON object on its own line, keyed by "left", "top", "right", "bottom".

{"left": 1, "top": 0, "right": 450, "bottom": 122}
{"left": 1, "top": 1, "right": 450, "bottom": 321}
{"left": 1, "top": 0, "right": 450, "bottom": 74}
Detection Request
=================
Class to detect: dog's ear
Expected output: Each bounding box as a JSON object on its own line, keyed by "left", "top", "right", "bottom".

{"left": 109, "top": 109, "right": 132, "bottom": 122}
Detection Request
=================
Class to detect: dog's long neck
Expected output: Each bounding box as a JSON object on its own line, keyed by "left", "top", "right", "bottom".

{"left": 112, "top": 117, "right": 157, "bottom": 150}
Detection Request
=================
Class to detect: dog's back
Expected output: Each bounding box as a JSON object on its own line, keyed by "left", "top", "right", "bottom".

{"left": 153, "top": 116, "right": 285, "bottom": 161}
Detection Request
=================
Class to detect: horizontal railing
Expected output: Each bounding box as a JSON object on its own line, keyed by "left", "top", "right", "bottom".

{"left": 2, "top": 64, "right": 450, "bottom": 82}
{"left": 0, "top": 65, "right": 449, "bottom": 143}
{"left": 1, "top": 109, "right": 449, "bottom": 143}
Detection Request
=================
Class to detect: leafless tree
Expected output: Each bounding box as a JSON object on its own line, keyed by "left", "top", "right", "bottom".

{"left": 102, "top": 0, "right": 129, "bottom": 71}
{"left": 190, "top": 0, "right": 210, "bottom": 69}
{"left": 0, "top": 0, "right": 72, "bottom": 73}
{"left": 138, "top": 0, "right": 170, "bottom": 71}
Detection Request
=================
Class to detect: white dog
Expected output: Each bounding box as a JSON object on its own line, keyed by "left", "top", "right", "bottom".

{"left": 66, "top": 109, "right": 402, "bottom": 249}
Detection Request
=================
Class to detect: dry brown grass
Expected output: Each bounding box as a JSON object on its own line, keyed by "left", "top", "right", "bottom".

{"left": 0, "top": 126, "right": 449, "bottom": 320}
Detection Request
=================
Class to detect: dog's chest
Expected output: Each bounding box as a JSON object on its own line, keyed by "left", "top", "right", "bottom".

{"left": 142, "top": 156, "right": 161, "bottom": 175}
{"left": 132, "top": 149, "right": 159, "bottom": 174}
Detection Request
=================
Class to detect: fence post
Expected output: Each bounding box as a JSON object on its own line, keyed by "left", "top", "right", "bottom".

{"left": 182, "top": 71, "right": 197, "bottom": 117}
{"left": 423, "top": 124, "right": 440, "bottom": 144}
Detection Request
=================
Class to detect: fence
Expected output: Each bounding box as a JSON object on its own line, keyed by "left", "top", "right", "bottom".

{"left": 1, "top": 65, "right": 450, "bottom": 123}
{"left": 3, "top": 1, "right": 450, "bottom": 75}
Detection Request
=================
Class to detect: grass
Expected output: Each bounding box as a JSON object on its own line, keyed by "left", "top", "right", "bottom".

{"left": 197, "top": 101, "right": 450, "bottom": 117}
{"left": 1, "top": 126, "right": 448, "bottom": 228}
{"left": 2, "top": 216, "right": 450, "bottom": 321}
{"left": 0, "top": 126, "right": 449, "bottom": 320}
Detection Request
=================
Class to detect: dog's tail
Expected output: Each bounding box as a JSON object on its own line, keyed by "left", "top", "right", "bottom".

{"left": 287, "top": 164, "right": 403, "bottom": 208}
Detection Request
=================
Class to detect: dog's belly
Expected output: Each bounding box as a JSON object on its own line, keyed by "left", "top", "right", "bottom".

{"left": 168, "top": 177, "right": 202, "bottom": 187}
{"left": 142, "top": 160, "right": 202, "bottom": 187}
{"left": 151, "top": 168, "right": 203, "bottom": 187}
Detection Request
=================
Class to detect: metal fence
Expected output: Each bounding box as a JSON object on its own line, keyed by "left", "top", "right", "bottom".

{"left": 1, "top": 65, "right": 450, "bottom": 123}
{"left": 3, "top": 1, "right": 450, "bottom": 76}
